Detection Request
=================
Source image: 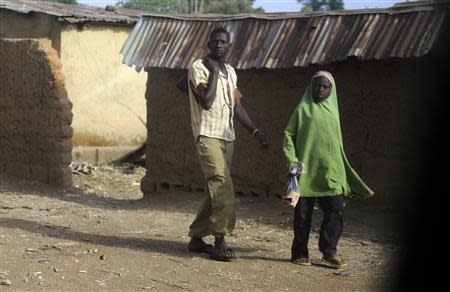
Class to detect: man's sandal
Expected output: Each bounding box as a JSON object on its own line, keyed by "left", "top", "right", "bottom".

{"left": 209, "top": 247, "right": 236, "bottom": 261}
{"left": 188, "top": 240, "right": 214, "bottom": 254}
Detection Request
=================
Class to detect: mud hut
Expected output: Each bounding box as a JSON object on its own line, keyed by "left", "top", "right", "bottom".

{"left": 119, "top": 1, "right": 449, "bottom": 204}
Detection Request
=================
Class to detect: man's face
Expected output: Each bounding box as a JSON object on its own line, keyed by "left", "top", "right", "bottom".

{"left": 311, "top": 76, "right": 332, "bottom": 103}
{"left": 207, "top": 32, "right": 231, "bottom": 60}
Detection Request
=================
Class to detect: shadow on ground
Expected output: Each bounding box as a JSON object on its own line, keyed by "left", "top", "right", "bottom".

{"left": 0, "top": 217, "right": 259, "bottom": 259}
{"left": 1, "top": 174, "right": 401, "bottom": 245}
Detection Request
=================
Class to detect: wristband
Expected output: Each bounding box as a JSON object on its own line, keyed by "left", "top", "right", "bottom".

{"left": 252, "top": 128, "right": 259, "bottom": 136}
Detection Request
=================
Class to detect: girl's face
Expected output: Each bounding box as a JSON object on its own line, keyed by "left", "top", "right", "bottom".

{"left": 311, "top": 77, "right": 332, "bottom": 103}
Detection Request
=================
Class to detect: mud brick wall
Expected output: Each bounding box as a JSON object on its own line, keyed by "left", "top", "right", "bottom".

{"left": 141, "top": 56, "right": 438, "bottom": 204}
{"left": 0, "top": 39, "right": 73, "bottom": 186}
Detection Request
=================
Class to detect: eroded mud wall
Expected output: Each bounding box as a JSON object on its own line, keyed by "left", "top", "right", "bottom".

{"left": 0, "top": 39, "right": 73, "bottom": 186}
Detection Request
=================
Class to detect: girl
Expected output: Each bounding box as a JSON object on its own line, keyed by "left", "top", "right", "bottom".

{"left": 283, "top": 71, "right": 374, "bottom": 268}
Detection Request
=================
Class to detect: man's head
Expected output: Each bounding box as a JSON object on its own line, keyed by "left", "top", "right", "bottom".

{"left": 311, "top": 76, "right": 332, "bottom": 103}
{"left": 207, "top": 27, "right": 231, "bottom": 61}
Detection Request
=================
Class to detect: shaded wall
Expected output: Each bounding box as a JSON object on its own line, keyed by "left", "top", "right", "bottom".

{"left": 0, "top": 10, "right": 61, "bottom": 54}
{"left": 141, "top": 55, "right": 437, "bottom": 204}
{"left": 0, "top": 39, "right": 73, "bottom": 186}
{"left": 61, "top": 24, "right": 147, "bottom": 146}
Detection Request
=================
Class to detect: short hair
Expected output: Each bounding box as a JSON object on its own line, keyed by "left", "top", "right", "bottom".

{"left": 209, "top": 27, "right": 230, "bottom": 41}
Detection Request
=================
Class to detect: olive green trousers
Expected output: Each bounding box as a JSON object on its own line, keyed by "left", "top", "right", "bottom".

{"left": 189, "top": 136, "right": 236, "bottom": 237}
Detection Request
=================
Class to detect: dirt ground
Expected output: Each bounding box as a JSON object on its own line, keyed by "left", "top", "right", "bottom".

{"left": 1, "top": 165, "right": 401, "bottom": 291}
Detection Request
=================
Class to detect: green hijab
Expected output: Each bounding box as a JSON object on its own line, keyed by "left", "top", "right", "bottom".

{"left": 283, "top": 71, "right": 374, "bottom": 199}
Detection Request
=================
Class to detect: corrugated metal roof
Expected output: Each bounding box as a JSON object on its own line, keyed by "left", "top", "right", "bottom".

{"left": 120, "top": 1, "right": 449, "bottom": 71}
{"left": 0, "top": 0, "right": 141, "bottom": 24}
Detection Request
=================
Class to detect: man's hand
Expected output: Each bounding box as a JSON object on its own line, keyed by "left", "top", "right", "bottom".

{"left": 203, "top": 56, "right": 221, "bottom": 73}
{"left": 254, "top": 130, "right": 269, "bottom": 149}
{"left": 190, "top": 56, "right": 221, "bottom": 110}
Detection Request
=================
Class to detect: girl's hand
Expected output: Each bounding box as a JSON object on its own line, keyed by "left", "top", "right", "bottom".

{"left": 289, "top": 162, "right": 305, "bottom": 176}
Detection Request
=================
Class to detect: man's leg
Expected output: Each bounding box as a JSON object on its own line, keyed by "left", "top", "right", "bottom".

{"left": 188, "top": 192, "right": 213, "bottom": 238}
{"left": 187, "top": 137, "right": 218, "bottom": 253}
{"left": 190, "top": 136, "right": 235, "bottom": 260}
{"left": 318, "top": 195, "right": 346, "bottom": 267}
{"left": 208, "top": 174, "right": 235, "bottom": 237}
{"left": 188, "top": 193, "right": 214, "bottom": 253}
{"left": 291, "top": 197, "right": 315, "bottom": 262}
{"left": 207, "top": 138, "right": 235, "bottom": 237}
{"left": 222, "top": 139, "right": 235, "bottom": 235}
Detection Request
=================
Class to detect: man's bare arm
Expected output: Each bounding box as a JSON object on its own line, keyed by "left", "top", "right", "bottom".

{"left": 190, "top": 57, "right": 223, "bottom": 110}
{"left": 234, "top": 93, "right": 269, "bottom": 149}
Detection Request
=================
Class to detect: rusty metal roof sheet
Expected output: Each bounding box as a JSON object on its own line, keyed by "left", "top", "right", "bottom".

{"left": 120, "top": 1, "right": 449, "bottom": 71}
{"left": 0, "top": 0, "right": 141, "bottom": 24}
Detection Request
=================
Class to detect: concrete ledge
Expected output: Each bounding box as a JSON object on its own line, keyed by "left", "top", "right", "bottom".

{"left": 72, "top": 146, "right": 142, "bottom": 165}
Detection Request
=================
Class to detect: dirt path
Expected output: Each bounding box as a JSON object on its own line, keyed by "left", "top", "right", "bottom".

{"left": 1, "top": 166, "right": 399, "bottom": 291}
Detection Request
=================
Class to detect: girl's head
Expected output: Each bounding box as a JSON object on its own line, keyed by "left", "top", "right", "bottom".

{"left": 311, "top": 71, "right": 334, "bottom": 103}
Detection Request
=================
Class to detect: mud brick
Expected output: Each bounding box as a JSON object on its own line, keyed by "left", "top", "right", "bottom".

{"left": 49, "top": 166, "right": 72, "bottom": 186}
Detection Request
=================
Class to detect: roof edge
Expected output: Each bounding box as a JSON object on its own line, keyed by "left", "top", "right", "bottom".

{"left": 136, "top": 1, "right": 447, "bottom": 21}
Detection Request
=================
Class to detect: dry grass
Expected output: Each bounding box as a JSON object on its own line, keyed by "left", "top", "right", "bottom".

{"left": 72, "top": 132, "right": 119, "bottom": 146}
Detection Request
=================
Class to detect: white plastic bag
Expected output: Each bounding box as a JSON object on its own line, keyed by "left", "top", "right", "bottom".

{"left": 282, "top": 175, "right": 300, "bottom": 208}
{"left": 281, "top": 162, "right": 305, "bottom": 208}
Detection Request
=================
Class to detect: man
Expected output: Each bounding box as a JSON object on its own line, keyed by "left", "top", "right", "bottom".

{"left": 187, "top": 27, "right": 268, "bottom": 261}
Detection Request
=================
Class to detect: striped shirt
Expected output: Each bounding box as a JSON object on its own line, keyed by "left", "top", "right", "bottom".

{"left": 188, "top": 59, "right": 239, "bottom": 142}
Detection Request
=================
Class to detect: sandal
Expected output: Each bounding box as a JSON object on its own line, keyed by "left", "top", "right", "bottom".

{"left": 226, "top": 248, "right": 237, "bottom": 259}
{"left": 209, "top": 247, "right": 236, "bottom": 261}
{"left": 188, "top": 239, "right": 214, "bottom": 254}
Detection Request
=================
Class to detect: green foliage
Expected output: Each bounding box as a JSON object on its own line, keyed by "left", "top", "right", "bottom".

{"left": 297, "top": 0, "right": 344, "bottom": 12}
{"left": 40, "top": 0, "right": 78, "bottom": 4}
{"left": 202, "top": 0, "right": 262, "bottom": 14}
{"left": 116, "top": 0, "right": 265, "bottom": 14}
{"left": 116, "top": 0, "right": 188, "bottom": 13}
